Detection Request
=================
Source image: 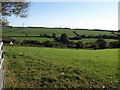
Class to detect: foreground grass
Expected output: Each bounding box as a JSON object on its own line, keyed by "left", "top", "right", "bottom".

{"left": 4, "top": 46, "right": 118, "bottom": 88}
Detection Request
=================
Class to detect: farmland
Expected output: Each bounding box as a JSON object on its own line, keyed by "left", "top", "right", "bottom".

{"left": 2, "top": 27, "right": 119, "bottom": 89}
{"left": 4, "top": 46, "right": 118, "bottom": 88}
{"left": 2, "top": 27, "right": 112, "bottom": 37}
{"left": 2, "top": 27, "right": 118, "bottom": 44}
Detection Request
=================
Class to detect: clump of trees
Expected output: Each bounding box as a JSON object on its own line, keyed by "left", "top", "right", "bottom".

{"left": 76, "top": 41, "right": 83, "bottom": 49}
{"left": 1, "top": 1, "right": 30, "bottom": 27}
{"left": 95, "top": 39, "right": 107, "bottom": 49}
{"left": 1, "top": 1, "right": 30, "bottom": 17}
{"left": 108, "top": 41, "right": 120, "bottom": 48}
{"left": 44, "top": 41, "right": 54, "bottom": 47}
{"left": 59, "top": 33, "right": 69, "bottom": 43}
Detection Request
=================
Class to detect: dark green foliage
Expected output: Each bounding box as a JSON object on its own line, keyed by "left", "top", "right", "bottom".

{"left": 43, "top": 34, "right": 51, "bottom": 38}
{"left": 59, "top": 33, "right": 69, "bottom": 43}
{"left": 92, "top": 44, "right": 99, "bottom": 50}
{"left": 95, "top": 39, "right": 107, "bottom": 49}
{"left": 108, "top": 41, "right": 120, "bottom": 48}
{"left": 21, "top": 40, "right": 42, "bottom": 46}
{"left": 1, "top": 2, "right": 30, "bottom": 17}
{"left": 52, "top": 33, "right": 56, "bottom": 38}
{"left": 0, "top": 17, "right": 9, "bottom": 26}
{"left": 2, "top": 36, "right": 18, "bottom": 45}
{"left": 73, "top": 31, "right": 80, "bottom": 36}
{"left": 25, "top": 34, "right": 28, "bottom": 37}
{"left": 76, "top": 41, "right": 83, "bottom": 48}
{"left": 44, "top": 41, "right": 53, "bottom": 47}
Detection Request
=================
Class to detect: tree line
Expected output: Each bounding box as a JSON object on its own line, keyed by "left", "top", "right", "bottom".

{"left": 2, "top": 33, "right": 120, "bottom": 49}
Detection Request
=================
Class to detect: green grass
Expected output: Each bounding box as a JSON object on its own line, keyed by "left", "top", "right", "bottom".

{"left": 11, "top": 37, "right": 54, "bottom": 42}
{"left": 2, "top": 27, "right": 112, "bottom": 37}
{"left": 72, "top": 38, "right": 118, "bottom": 43}
{"left": 10, "top": 36, "right": 118, "bottom": 43}
{"left": 4, "top": 46, "right": 118, "bottom": 88}
{"left": 10, "top": 37, "right": 117, "bottom": 43}
{"left": 3, "top": 27, "right": 117, "bottom": 43}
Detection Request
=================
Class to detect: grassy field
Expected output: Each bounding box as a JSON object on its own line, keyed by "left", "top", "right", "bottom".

{"left": 4, "top": 46, "right": 118, "bottom": 88}
{"left": 10, "top": 36, "right": 118, "bottom": 43}
{"left": 3, "top": 27, "right": 117, "bottom": 44}
{"left": 2, "top": 27, "right": 112, "bottom": 37}
{"left": 10, "top": 37, "right": 54, "bottom": 42}
{"left": 71, "top": 38, "right": 118, "bottom": 43}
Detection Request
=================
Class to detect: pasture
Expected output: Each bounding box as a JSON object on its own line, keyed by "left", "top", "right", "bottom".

{"left": 2, "top": 27, "right": 118, "bottom": 45}
{"left": 10, "top": 37, "right": 118, "bottom": 44}
{"left": 2, "top": 27, "right": 119, "bottom": 88}
{"left": 4, "top": 46, "right": 118, "bottom": 88}
{"left": 2, "top": 27, "right": 112, "bottom": 37}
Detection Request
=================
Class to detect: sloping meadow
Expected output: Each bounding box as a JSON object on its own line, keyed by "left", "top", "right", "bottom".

{"left": 4, "top": 46, "right": 119, "bottom": 88}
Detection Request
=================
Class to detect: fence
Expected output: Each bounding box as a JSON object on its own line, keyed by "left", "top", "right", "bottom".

{"left": 0, "top": 42, "right": 4, "bottom": 90}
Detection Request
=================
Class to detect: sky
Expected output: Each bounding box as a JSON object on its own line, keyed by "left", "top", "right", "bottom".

{"left": 7, "top": 2, "right": 118, "bottom": 30}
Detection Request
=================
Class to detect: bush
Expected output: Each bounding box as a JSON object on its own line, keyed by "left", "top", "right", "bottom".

{"left": 2, "top": 36, "right": 18, "bottom": 45}
{"left": 92, "top": 43, "right": 99, "bottom": 50}
{"left": 108, "top": 41, "right": 120, "bottom": 48}
{"left": 44, "top": 41, "right": 54, "bottom": 47}
{"left": 21, "top": 40, "right": 42, "bottom": 46}
{"left": 59, "top": 33, "right": 69, "bottom": 43}
{"left": 95, "top": 39, "right": 107, "bottom": 49}
{"left": 25, "top": 34, "right": 28, "bottom": 37}
{"left": 52, "top": 33, "right": 56, "bottom": 38}
{"left": 76, "top": 41, "right": 83, "bottom": 48}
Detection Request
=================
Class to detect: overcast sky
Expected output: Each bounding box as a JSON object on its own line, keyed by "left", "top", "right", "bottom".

{"left": 8, "top": 2, "right": 118, "bottom": 30}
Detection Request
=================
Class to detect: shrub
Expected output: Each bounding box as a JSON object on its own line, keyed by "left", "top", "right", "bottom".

{"left": 108, "top": 41, "right": 120, "bottom": 48}
{"left": 92, "top": 43, "right": 99, "bottom": 50}
{"left": 21, "top": 40, "right": 42, "bottom": 46}
{"left": 52, "top": 33, "right": 56, "bottom": 38}
{"left": 76, "top": 41, "right": 83, "bottom": 49}
{"left": 95, "top": 39, "right": 107, "bottom": 49}
{"left": 59, "top": 33, "right": 69, "bottom": 43}
{"left": 25, "top": 34, "right": 28, "bottom": 37}
{"left": 44, "top": 41, "right": 53, "bottom": 47}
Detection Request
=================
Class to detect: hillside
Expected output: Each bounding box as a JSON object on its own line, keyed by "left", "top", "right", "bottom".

{"left": 3, "top": 27, "right": 118, "bottom": 45}
{"left": 2, "top": 27, "right": 113, "bottom": 37}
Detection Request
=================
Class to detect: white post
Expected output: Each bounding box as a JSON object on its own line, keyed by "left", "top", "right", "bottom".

{"left": 0, "top": 42, "right": 4, "bottom": 90}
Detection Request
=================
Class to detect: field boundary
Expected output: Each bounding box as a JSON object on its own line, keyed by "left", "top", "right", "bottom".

{"left": 0, "top": 42, "right": 4, "bottom": 90}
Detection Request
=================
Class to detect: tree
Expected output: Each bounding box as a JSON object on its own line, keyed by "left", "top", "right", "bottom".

{"left": 95, "top": 39, "right": 107, "bottom": 49}
{"left": 59, "top": 33, "right": 69, "bottom": 43}
{"left": 44, "top": 41, "right": 53, "bottom": 47}
{"left": 108, "top": 41, "right": 120, "bottom": 48}
{"left": 1, "top": 1, "right": 30, "bottom": 17}
{"left": 76, "top": 41, "right": 83, "bottom": 48}
{"left": 0, "top": 17, "right": 9, "bottom": 26}
{"left": 92, "top": 43, "right": 99, "bottom": 50}
{"left": 0, "top": 0, "right": 30, "bottom": 26}
{"left": 52, "top": 33, "right": 56, "bottom": 38}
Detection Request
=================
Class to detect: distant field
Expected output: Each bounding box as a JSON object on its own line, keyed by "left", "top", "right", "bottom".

{"left": 10, "top": 36, "right": 118, "bottom": 43}
{"left": 11, "top": 37, "right": 54, "bottom": 42}
{"left": 2, "top": 27, "right": 112, "bottom": 37}
{"left": 72, "top": 38, "right": 118, "bottom": 43}
{"left": 4, "top": 46, "right": 118, "bottom": 88}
